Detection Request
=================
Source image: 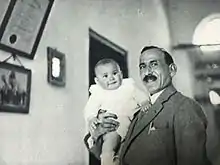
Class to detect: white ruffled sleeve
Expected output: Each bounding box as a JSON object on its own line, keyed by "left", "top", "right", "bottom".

{"left": 83, "top": 84, "right": 103, "bottom": 132}
{"left": 124, "top": 78, "right": 150, "bottom": 105}
{"left": 133, "top": 84, "right": 150, "bottom": 105}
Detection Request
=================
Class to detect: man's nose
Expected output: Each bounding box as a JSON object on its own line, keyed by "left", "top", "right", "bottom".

{"left": 144, "top": 66, "right": 153, "bottom": 75}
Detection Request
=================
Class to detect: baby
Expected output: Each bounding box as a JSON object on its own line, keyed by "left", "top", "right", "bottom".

{"left": 84, "top": 58, "right": 150, "bottom": 165}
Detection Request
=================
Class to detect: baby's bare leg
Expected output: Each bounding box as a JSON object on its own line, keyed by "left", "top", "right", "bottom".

{"left": 101, "top": 131, "right": 121, "bottom": 165}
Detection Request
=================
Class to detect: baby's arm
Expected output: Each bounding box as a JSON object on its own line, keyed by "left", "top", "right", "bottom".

{"left": 139, "top": 100, "right": 152, "bottom": 112}
{"left": 83, "top": 92, "right": 104, "bottom": 149}
{"left": 84, "top": 93, "right": 102, "bottom": 132}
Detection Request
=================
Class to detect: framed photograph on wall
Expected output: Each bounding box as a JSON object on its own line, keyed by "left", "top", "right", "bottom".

{"left": 47, "top": 47, "right": 66, "bottom": 87}
{"left": 0, "top": 62, "right": 31, "bottom": 114}
{"left": 0, "top": 0, "right": 54, "bottom": 59}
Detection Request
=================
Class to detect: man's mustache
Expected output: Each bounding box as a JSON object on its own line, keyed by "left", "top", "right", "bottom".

{"left": 143, "top": 74, "right": 157, "bottom": 82}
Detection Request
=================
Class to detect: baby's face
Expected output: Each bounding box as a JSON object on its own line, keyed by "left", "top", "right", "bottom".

{"left": 95, "top": 63, "right": 123, "bottom": 90}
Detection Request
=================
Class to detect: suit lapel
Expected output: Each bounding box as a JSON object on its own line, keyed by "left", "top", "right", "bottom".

{"left": 120, "top": 112, "right": 139, "bottom": 160}
{"left": 125, "top": 113, "right": 139, "bottom": 141}
{"left": 120, "top": 85, "right": 177, "bottom": 159}
{"left": 128, "top": 101, "right": 163, "bottom": 143}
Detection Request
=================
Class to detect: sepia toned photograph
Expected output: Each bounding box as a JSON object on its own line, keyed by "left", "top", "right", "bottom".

{"left": 0, "top": 62, "right": 31, "bottom": 113}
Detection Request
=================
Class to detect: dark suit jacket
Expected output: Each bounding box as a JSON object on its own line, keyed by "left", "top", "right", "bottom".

{"left": 120, "top": 85, "right": 211, "bottom": 165}
{"left": 84, "top": 132, "right": 103, "bottom": 160}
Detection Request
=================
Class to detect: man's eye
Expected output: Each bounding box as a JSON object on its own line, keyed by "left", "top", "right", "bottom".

{"left": 139, "top": 65, "right": 146, "bottom": 69}
{"left": 103, "top": 75, "right": 108, "bottom": 78}
{"left": 150, "top": 62, "right": 158, "bottom": 68}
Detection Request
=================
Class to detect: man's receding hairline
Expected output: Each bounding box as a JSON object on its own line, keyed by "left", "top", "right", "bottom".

{"left": 140, "top": 48, "right": 166, "bottom": 62}
{"left": 140, "top": 46, "right": 174, "bottom": 65}
{"left": 141, "top": 47, "right": 164, "bottom": 56}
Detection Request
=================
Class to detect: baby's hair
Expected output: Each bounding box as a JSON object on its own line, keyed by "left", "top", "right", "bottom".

{"left": 94, "top": 58, "right": 121, "bottom": 75}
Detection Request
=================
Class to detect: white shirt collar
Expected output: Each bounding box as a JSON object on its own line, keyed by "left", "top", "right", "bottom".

{"left": 150, "top": 89, "right": 165, "bottom": 104}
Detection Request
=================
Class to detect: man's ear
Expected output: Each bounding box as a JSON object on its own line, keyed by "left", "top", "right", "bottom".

{"left": 94, "top": 77, "right": 99, "bottom": 84}
{"left": 169, "top": 63, "right": 177, "bottom": 77}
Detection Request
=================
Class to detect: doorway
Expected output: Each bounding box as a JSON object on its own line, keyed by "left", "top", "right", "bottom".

{"left": 88, "top": 28, "right": 128, "bottom": 165}
{"left": 89, "top": 28, "right": 128, "bottom": 86}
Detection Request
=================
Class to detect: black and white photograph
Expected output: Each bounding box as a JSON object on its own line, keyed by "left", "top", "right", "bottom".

{"left": 0, "top": 1, "right": 220, "bottom": 165}
{"left": 0, "top": 0, "right": 54, "bottom": 59}
{"left": 0, "top": 62, "right": 31, "bottom": 113}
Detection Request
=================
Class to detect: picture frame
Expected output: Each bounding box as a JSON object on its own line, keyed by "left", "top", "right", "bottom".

{"left": 0, "top": 0, "right": 54, "bottom": 59}
{"left": 47, "top": 47, "right": 66, "bottom": 87}
{"left": 0, "top": 62, "right": 31, "bottom": 113}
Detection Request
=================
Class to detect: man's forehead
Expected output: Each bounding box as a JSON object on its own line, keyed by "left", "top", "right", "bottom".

{"left": 140, "top": 49, "right": 164, "bottom": 62}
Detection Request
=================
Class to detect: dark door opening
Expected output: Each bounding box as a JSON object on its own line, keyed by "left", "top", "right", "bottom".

{"left": 88, "top": 28, "right": 128, "bottom": 165}
{"left": 89, "top": 28, "right": 128, "bottom": 86}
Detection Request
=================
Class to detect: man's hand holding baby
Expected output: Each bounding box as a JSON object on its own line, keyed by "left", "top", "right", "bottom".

{"left": 89, "top": 109, "right": 119, "bottom": 143}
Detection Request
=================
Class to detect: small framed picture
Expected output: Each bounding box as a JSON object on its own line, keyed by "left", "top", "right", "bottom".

{"left": 0, "top": 62, "right": 31, "bottom": 113}
{"left": 0, "top": 0, "right": 54, "bottom": 59}
{"left": 47, "top": 47, "right": 66, "bottom": 87}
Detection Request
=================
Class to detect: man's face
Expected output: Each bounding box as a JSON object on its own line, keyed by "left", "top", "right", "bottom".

{"left": 139, "top": 49, "right": 173, "bottom": 95}
{"left": 95, "top": 63, "right": 123, "bottom": 90}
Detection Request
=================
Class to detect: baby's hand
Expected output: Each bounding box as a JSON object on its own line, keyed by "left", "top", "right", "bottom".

{"left": 140, "top": 100, "right": 152, "bottom": 112}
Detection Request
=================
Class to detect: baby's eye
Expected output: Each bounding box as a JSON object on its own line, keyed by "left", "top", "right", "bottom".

{"left": 103, "top": 74, "right": 108, "bottom": 78}
{"left": 113, "top": 71, "right": 118, "bottom": 75}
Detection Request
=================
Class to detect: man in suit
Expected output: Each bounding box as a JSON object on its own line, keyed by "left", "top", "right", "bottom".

{"left": 85, "top": 46, "right": 211, "bottom": 165}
